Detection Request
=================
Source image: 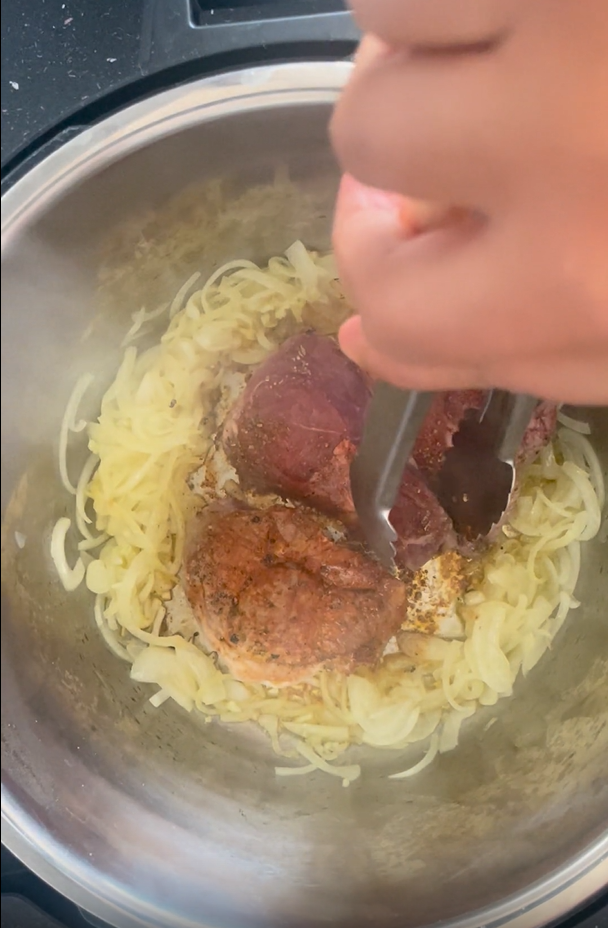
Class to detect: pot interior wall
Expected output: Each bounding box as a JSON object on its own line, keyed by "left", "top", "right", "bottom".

{"left": 2, "top": 99, "right": 608, "bottom": 928}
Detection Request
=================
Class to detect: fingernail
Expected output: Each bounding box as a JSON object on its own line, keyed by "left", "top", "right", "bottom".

{"left": 338, "top": 175, "right": 472, "bottom": 237}
{"left": 338, "top": 175, "right": 425, "bottom": 237}
{"left": 338, "top": 315, "right": 365, "bottom": 366}
{"left": 339, "top": 173, "right": 406, "bottom": 214}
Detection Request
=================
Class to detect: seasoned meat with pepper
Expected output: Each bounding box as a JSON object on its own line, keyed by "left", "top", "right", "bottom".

{"left": 223, "top": 332, "right": 370, "bottom": 514}
{"left": 183, "top": 504, "right": 406, "bottom": 685}
{"left": 412, "top": 391, "right": 486, "bottom": 479}
{"left": 516, "top": 399, "right": 559, "bottom": 466}
{"left": 413, "top": 391, "right": 558, "bottom": 480}
{"left": 222, "top": 333, "right": 557, "bottom": 570}
{"left": 391, "top": 464, "right": 457, "bottom": 571}
{"left": 222, "top": 333, "right": 455, "bottom": 569}
{"left": 412, "top": 391, "right": 557, "bottom": 551}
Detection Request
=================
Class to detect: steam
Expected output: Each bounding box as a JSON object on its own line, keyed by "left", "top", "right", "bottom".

{"left": 3, "top": 234, "right": 131, "bottom": 512}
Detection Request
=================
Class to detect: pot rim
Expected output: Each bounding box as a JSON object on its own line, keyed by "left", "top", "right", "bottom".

{"left": 2, "top": 60, "right": 607, "bottom": 928}
{"left": 1, "top": 61, "right": 352, "bottom": 250}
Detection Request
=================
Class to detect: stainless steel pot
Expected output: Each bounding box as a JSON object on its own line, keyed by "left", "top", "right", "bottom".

{"left": 1, "top": 62, "right": 607, "bottom": 928}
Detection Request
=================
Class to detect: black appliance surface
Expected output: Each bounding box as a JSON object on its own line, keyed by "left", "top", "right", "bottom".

{"left": 1, "top": 0, "right": 358, "bottom": 172}
{"left": 1, "top": 2, "right": 606, "bottom": 927}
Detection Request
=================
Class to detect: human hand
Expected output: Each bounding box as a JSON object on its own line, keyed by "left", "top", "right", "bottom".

{"left": 331, "top": 0, "right": 608, "bottom": 404}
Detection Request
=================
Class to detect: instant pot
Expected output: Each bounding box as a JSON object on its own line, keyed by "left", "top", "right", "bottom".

{"left": 2, "top": 4, "right": 607, "bottom": 928}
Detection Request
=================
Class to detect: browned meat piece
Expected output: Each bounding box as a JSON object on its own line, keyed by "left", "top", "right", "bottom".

{"left": 413, "top": 391, "right": 558, "bottom": 480}
{"left": 413, "top": 391, "right": 557, "bottom": 552}
{"left": 412, "top": 391, "right": 486, "bottom": 478}
{"left": 390, "top": 465, "right": 457, "bottom": 571}
{"left": 223, "top": 332, "right": 371, "bottom": 514}
{"left": 516, "top": 400, "right": 558, "bottom": 466}
{"left": 183, "top": 504, "right": 406, "bottom": 685}
{"left": 222, "top": 334, "right": 557, "bottom": 571}
{"left": 223, "top": 333, "right": 455, "bottom": 570}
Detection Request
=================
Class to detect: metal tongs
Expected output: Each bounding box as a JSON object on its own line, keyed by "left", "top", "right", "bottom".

{"left": 350, "top": 385, "right": 538, "bottom": 571}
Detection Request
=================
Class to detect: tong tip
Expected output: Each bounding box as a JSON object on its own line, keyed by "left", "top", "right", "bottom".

{"left": 359, "top": 511, "right": 399, "bottom": 573}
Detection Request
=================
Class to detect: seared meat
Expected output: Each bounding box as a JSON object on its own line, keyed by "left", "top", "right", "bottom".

{"left": 516, "top": 400, "right": 558, "bottom": 466}
{"left": 222, "top": 334, "right": 557, "bottom": 571}
{"left": 413, "top": 391, "right": 557, "bottom": 552}
{"left": 223, "top": 333, "right": 455, "bottom": 569}
{"left": 223, "top": 333, "right": 370, "bottom": 514}
{"left": 183, "top": 504, "right": 406, "bottom": 685}
{"left": 413, "top": 391, "right": 486, "bottom": 478}
{"left": 390, "top": 465, "right": 457, "bottom": 571}
{"left": 413, "top": 391, "right": 558, "bottom": 480}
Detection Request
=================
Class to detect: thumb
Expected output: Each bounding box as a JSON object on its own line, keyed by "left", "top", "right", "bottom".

{"left": 333, "top": 173, "right": 488, "bottom": 371}
{"left": 339, "top": 314, "right": 480, "bottom": 390}
{"left": 333, "top": 173, "right": 447, "bottom": 271}
{"left": 332, "top": 173, "right": 410, "bottom": 302}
